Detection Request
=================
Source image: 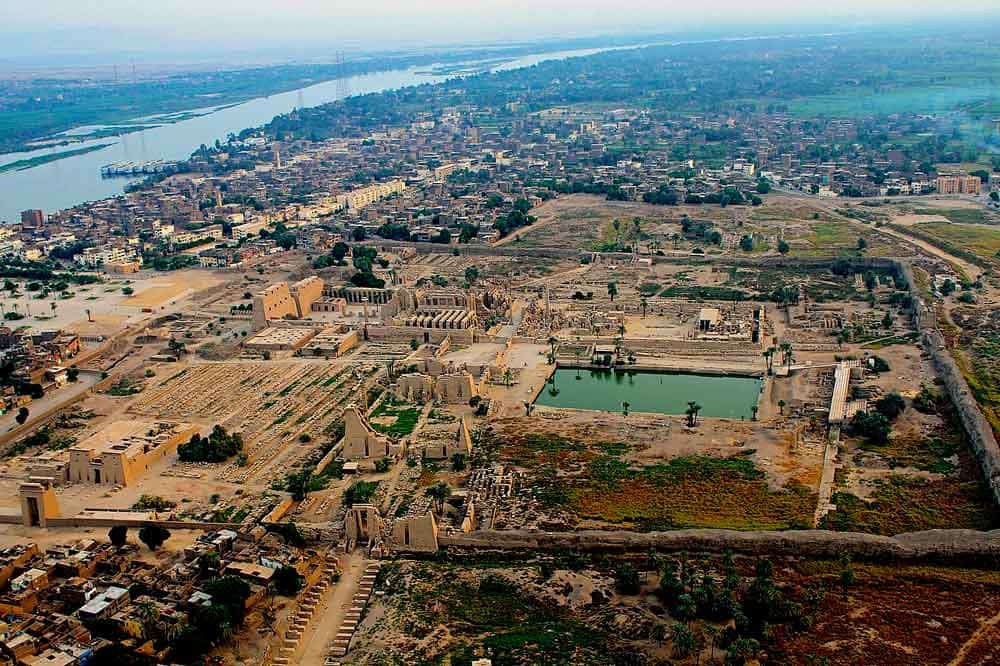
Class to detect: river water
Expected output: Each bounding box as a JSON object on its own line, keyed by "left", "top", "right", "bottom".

{"left": 0, "top": 46, "right": 617, "bottom": 224}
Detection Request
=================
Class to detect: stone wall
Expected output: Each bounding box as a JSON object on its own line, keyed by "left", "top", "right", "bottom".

{"left": 923, "top": 329, "right": 1000, "bottom": 504}
{"left": 440, "top": 528, "right": 1000, "bottom": 564}
{"left": 897, "top": 257, "right": 1000, "bottom": 506}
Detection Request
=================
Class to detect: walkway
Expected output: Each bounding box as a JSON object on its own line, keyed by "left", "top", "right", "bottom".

{"left": 295, "top": 551, "right": 367, "bottom": 666}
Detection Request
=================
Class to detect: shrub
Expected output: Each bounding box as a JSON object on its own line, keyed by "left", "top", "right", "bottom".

{"left": 874, "top": 392, "right": 905, "bottom": 421}
{"left": 850, "top": 410, "right": 891, "bottom": 444}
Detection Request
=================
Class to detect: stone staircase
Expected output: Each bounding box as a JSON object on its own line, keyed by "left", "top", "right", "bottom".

{"left": 326, "top": 561, "right": 381, "bottom": 663}
{"left": 269, "top": 554, "right": 340, "bottom": 666}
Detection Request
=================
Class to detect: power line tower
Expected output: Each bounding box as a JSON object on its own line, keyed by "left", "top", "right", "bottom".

{"left": 336, "top": 52, "right": 351, "bottom": 100}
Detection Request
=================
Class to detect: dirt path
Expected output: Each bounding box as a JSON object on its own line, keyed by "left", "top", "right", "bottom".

{"left": 492, "top": 211, "right": 561, "bottom": 246}
{"left": 948, "top": 609, "right": 1000, "bottom": 665}
{"left": 877, "top": 224, "right": 983, "bottom": 282}
{"left": 296, "top": 550, "right": 368, "bottom": 666}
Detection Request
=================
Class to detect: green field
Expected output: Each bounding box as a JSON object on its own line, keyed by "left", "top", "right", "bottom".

{"left": 912, "top": 208, "right": 997, "bottom": 226}
{"left": 914, "top": 221, "right": 1000, "bottom": 261}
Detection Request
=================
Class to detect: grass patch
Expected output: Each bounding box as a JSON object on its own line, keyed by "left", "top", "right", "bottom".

{"left": 343, "top": 480, "right": 379, "bottom": 506}
{"left": 370, "top": 398, "right": 421, "bottom": 438}
{"left": 569, "top": 454, "right": 816, "bottom": 530}
{"left": 822, "top": 476, "right": 998, "bottom": 535}
{"left": 399, "top": 568, "right": 610, "bottom": 665}
{"left": 858, "top": 432, "right": 958, "bottom": 474}
{"left": 912, "top": 207, "right": 995, "bottom": 226}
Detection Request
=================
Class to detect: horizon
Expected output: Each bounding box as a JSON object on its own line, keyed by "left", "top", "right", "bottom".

{"left": 1, "top": 1, "right": 999, "bottom": 66}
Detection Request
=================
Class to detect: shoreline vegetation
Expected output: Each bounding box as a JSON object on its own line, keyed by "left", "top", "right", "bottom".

{"left": 0, "top": 143, "right": 113, "bottom": 174}
{"left": 0, "top": 36, "right": 634, "bottom": 155}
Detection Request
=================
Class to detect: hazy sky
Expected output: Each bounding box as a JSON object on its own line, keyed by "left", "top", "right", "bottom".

{"left": 2, "top": 0, "right": 999, "bottom": 62}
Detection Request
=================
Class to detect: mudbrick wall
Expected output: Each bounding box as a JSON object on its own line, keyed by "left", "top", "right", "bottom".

{"left": 897, "top": 258, "right": 1000, "bottom": 506}
{"left": 923, "top": 328, "right": 1000, "bottom": 503}
{"left": 440, "top": 528, "right": 1000, "bottom": 564}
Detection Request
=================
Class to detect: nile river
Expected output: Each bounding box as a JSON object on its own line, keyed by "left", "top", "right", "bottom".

{"left": 0, "top": 46, "right": 620, "bottom": 223}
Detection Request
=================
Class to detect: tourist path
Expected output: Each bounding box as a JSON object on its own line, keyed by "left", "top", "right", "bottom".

{"left": 295, "top": 550, "right": 368, "bottom": 666}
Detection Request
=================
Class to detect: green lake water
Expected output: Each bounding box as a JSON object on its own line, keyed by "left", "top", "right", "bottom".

{"left": 534, "top": 369, "right": 763, "bottom": 420}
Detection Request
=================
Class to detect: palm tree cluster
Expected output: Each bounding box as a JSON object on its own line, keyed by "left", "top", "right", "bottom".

{"left": 654, "top": 551, "right": 819, "bottom": 664}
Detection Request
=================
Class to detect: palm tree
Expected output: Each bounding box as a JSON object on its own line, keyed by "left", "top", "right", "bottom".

{"left": 650, "top": 621, "right": 669, "bottom": 647}
{"left": 607, "top": 281, "right": 618, "bottom": 302}
{"left": 425, "top": 481, "right": 451, "bottom": 513}
{"left": 704, "top": 625, "right": 720, "bottom": 663}
{"left": 778, "top": 399, "right": 786, "bottom": 415}
{"left": 780, "top": 342, "right": 794, "bottom": 371}
{"left": 136, "top": 600, "right": 160, "bottom": 639}
{"left": 685, "top": 401, "right": 702, "bottom": 427}
{"left": 671, "top": 622, "right": 697, "bottom": 658}
{"left": 622, "top": 401, "right": 630, "bottom": 417}
{"left": 750, "top": 404, "right": 759, "bottom": 421}
{"left": 762, "top": 347, "right": 776, "bottom": 375}
{"left": 547, "top": 336, "right": 558, "bottom": 363}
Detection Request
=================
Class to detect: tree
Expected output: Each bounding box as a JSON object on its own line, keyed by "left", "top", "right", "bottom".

{"left": 285, "top": 469, "right": 311, "bottom": 501}
{"left": 850, "top": 410, "right": 891, "bottom": 444}
{"left": 614, "top": 563, "right": 641, "bottom": 594}
{"left": 839, "top": 553, "right": 855, "bottom": 599}
{"left": 685, "top": 401, "right": 702, "bottom": 427}
{"left": 138, "top": 525, "right": 170, "bottom": 551}
{"left": 857, "top": 237, "right": 868, "bottom": 252}
{"left": 178, "top": 425, "right": 244, "bottom": 463}
{"left": 607, "top": 281, "right": 618, "bottom": 302}
{"left": 622, "top": 401, "right": 630, "bottom": 417}
{"left": 640, "top": 296, "right": 648, "bottom": 318}
{"left": 451, "top": 452, "right": 466, "bottom": 471}
{"left": 727, "top": 638, "right": 760, "bottom": 665}
{"left": 780, "top": 342, "right": 794, "bottom": 371}
{"left": 108, "top": 525, "right": 128, "bottom": 549}
{"left": 15, "top": 407, "right": 28, "bottom": 425}
{"left": 762, "top": 347, "right": 776, "bottom": 375}
{"left": 739, "top": 235, "right": 754, "bottom": 252}
{"left": 425, "top": 481, "right": 451, "bottom": 513}
{"left": 874, "top": 392, "right": 906, "bottom": 421}
{"left": 671, "top": 622, "right": 698, "bottom": 658}
{"left": 464, "top": 266, "right": 479, "bottom": 285}
{"left": 777, "top": 239, "right": 790, "bottom": 255}
{"left": 271, "top": 565, "right": 304, "bottom": 596}
{"left": 777, "top": 399, "right": 786, "bottom": 415}
{"left": 750, "top": 404, "right": 758, "bottom": 421}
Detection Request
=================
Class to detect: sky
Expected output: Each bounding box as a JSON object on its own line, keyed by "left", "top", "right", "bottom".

{"left": 2, "top": 0, "right": 999, "bottom": 63}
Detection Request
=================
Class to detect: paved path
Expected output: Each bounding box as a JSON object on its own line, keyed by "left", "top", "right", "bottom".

{"left": 296, "top": 551, "right": 368, "bottom": 666}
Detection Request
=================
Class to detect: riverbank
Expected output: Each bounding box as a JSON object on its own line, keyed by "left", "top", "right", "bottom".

{"left": 0, "top": 143, "right": 112, "bottom": 174}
